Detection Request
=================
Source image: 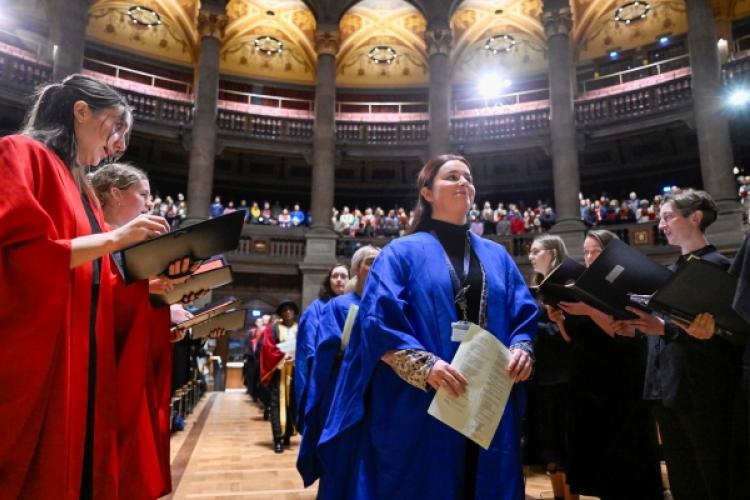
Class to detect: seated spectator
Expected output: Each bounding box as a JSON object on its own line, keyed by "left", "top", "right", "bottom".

{"left": 223, "top": 200, "right": 237, "bottom": 214}
{"left": 583, "top": 203, "right": 599, "bottom": 226}
{"left": 469, "top": 202, "right": 480, "bottom": 222}
{"left": 210, "top": 195, "right": 224, "bottom": 218}
{"left": 338, "top": 206, "right": 354, "bottom": 235}
{"left": 603, "top": 199, "right": 618, "bottom": 224}
{"left": 278, "top": 208, "right": 291, "bottom": 228}
{"left": 539, "top": 206, "right": 556, "bottom": 231}
{"left": 261, "top": 201, "right": 273, "bottom": 224}
{"left": 496, "top": 212, "right": 511, "bottom": 235}
{"left": 250, "top": 201, "right": 261, "bottom": 223}
{"left": 481, "top": 201, "right": 495, "bottom": 234}
{"left": 469, "top": 214, "right": 484, "bottom": 235}
{"left": 626, "top": 191, "right": 639, "bottom": 213}
{"left": 636, "top": 199, "right": 651, "bottom": 223}
{"left": 617, "top": 201, "right": 635, "bottom": 223}
{"left": 290, "top": 204, "right": 305, "bottom": 226}
{"left": 510, "top": 210, "right": 526, "bottom": 235}
{"left": 238, "top": 199, "right": 250, "bottom": 222}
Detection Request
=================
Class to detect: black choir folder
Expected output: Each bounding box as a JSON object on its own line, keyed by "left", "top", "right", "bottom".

{"left": 191, "top": 308, "right": 246, "bottom": 339}
{"left": 643, "top": 259, "right": 748, "bottom": 343}
{"left": 151, "top": 259, "right": 234, "bottom": 306}
{"left": 118, "top": 211, "right": 245, "bottom": 283}
{"left": 565, "top": 239, "right": 673, "bottom": 320}
{"left": 531, "top": 257, "right": 586, "bottom": 307}
{"left": 172, "top": 298, "right": 240, "bottom": 331}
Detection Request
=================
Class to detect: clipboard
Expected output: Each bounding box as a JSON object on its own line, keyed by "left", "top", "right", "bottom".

{"left": 565, "top": 239, "right": 673, "bottom": 319}
{"left": 191, "top": 308, "right": 246, "bottom": 339}
{"left": 117, "top": 211, "right": 245, "bottom": 283}
{"left": 647, "top": 259, "right": 748, "bottom": 343}
{"left": 152, "top": 259, "right": 234, "bottom": 306}
{"left": 171, "top": 298, "right": 240, "bottom": 331}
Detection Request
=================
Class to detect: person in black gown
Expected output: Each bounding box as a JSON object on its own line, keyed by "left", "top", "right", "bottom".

{"left": 557, "top": 229, "right": 663, "bottom": 500}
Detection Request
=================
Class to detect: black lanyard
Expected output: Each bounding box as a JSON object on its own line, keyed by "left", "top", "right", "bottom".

{"left": 430, "top": 231, "right": 489, "bottom": 328}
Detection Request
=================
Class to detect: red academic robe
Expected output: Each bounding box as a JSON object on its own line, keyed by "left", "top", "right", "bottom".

{"left": 112, "top": 275, "right": 169, "bottom": 499}
{"left": 260, "top": 323, "right": 285, "bottom": 385}
{"left": 0, "top": 135, "right": 118, "bottom": 499}
{"left": 148, "top": 304, "right": 174, "bottom": 496}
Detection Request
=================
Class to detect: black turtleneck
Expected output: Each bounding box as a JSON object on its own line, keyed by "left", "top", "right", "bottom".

{"left": 419, "top": 218, "right": 483, "bottom": 325}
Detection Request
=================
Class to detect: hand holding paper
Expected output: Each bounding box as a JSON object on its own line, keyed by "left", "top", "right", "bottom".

{"left": 427, "top": 324, "right": 514, "bottom": 449}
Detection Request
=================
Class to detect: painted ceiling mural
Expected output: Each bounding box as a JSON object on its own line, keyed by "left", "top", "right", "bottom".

{"left": 451, "top": 0, "right": 547, "bottom": 83}
{"left": 221, "top": 0, "right": 316, "bottom": 84}
{"left": 83, "top": 1, "right": 750, "bottom": 88}
{"left": 337, "top": 0, "right": 429, "bottom": 87}
{"left": 572, "top": 0, "right": 687, "bottom": 63}
{"left": 87, "top": 0, "right": 198, "bottom": 65}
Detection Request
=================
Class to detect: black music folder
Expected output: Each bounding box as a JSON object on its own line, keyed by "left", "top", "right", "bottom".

{"left": 530, "top": 257, "right": 586, "bottom": 307}
{"left": 191, "top": 308, "right": 246, "bottom": 339}
{"left": 152, "top": 259, "right": 234, "bottom": 306}
{"left": 566, "top": 239, "right": 673, "bottom": 319}
{"left": 645, "top": 259, "right": 748, "bottom": 343}
{"left": 117, "top": 211, "right": 245, "bottom": 283}
{"left": 171, "top": 298, "right": 240, "bottom": 331}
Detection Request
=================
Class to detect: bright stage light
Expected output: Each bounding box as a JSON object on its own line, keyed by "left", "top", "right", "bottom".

{"left": 478, "top": 74, "right": 511, "bottom": 99}
{"left": 729, "top": 89, "right": 750, "bottom": 107}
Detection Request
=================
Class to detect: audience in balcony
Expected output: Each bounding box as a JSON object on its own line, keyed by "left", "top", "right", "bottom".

{"left": 150, "top": 188, "right": 684, "bottom": 239}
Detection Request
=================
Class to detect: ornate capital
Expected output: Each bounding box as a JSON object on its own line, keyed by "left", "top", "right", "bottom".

{"left": 425, "top": 28, "right": 452, "bottom": 57}
{"left": 541, "top": 6, "right": 573, "bottom": 39}
{"left": 315, "top": 30, "right": 340, "bottom": 57}
{"left": 197, "top": 10, "right": 227, "bottom": 40}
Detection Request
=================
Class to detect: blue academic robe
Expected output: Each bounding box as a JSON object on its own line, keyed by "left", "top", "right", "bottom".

{"left": 297, "top": 292, "right": 361, "bottom": 487}
{"left": 294, "top": 298, "right": 328, "bottom": 431}
{"left": 317, "top": 231, "right": 538, "bottom": 500}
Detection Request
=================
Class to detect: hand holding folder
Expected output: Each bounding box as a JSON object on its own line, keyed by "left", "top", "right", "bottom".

{"left": 117, "top": 211, "right": 245, "bottom": 283}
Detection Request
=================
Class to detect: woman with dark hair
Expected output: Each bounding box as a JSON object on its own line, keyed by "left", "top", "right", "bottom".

{"left": 556, "top": 230, "right": 663, "bottom": 500}
{"left": 294, "top": 263, "right": 349, "bottom": 431}
{"left": 526, "top": 235, "right": 574, "bottom": 499}
{"left": 620, "top": 189, "right": 744, "bottom": 500}
{"left": 0, "top": 74, "right": 169, "bottom": 499}
{"left": 317, "top": 154, "right": 538, "bottom": 499}
{"left": 298, "top": 245, "right": 380, "bottom": 489}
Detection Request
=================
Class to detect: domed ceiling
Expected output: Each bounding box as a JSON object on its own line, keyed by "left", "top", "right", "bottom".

{"left": 82, "top": 0, "right": 747, "bottom": 88}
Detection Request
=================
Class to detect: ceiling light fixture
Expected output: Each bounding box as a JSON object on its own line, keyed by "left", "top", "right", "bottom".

{"left": 614, "top": 1, "right": 651, "bottom": 25}
{"left": 368, "top": 45, "right": 397, "bottom": 65}
{"left": 127, "top": 5, "right": 162, "bottom": 27}
{"left": 254, "top": 35, "right": 284, "bottom": 56}
{"left": 484, "top": 34, "right": 516, "bottom": 55}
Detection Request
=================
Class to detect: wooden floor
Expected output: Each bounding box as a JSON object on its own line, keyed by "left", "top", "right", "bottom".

{"left": 166, "top": 389, "right": 596, "bottom": 499}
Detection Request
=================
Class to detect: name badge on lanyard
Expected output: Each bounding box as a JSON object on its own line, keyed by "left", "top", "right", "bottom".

{"left": 451, "top": 320, "right": 471, "bottom": 342}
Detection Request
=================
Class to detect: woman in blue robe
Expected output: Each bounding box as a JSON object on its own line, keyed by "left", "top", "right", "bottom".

{"left": 294, "top": 263, "right": 349, "bottom": 431}
{"left": 317, "top": 155, "right": 538, "bottom": 500}
{"left": 297, "top": 245, "right": 380, "bottom": 487}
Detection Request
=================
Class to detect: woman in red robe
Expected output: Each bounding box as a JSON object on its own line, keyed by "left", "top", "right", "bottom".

{"left": 91, "top": 162, "right": 197, "bottom": 499}
{"left": 0, "top": 75, "right": 169, "bottom": 500}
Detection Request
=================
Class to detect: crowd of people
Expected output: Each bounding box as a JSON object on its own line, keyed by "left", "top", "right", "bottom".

{"left": 155, "top": 189, "right": 680, "bottom": 239}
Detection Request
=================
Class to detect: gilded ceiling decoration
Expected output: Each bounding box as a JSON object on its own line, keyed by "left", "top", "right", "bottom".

{"left": 221, "top": 0, "right": 316, "bottom": 84}
{"left": 88, "top": 0, "right": 197, "bottom": 64}
{"left": 451, "top": 0, "right": 546, "bottom": 83}
{"left": 574, "top": 0, "right": 687, "bottom": 62}
{"left": 80, "top": 0, "right": 748, "bottom": 89}
{"left": 337, "top": 0, "right": 429, "bottom": 87}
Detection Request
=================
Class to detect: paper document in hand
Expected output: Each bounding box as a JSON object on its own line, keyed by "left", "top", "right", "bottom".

{"left": 277, "top": 338, "right": 297, "bottom": 355}
{"left": 340, "top": 304, "right": 359, "bottom": 350}
{"left": 427, "top": 324, "right": 513, "bottom": 449}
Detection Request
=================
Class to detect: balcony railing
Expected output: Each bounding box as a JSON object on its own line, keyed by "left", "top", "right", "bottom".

{"left": 2, "top": 44, "right": 750, "bottom": 148}
{"left": 578, "top": 54, "right": 691, "bottom": 93}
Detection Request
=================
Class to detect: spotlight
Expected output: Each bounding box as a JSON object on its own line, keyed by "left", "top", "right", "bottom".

{"left": 659, "top": 36, "right": 669, "bottom": 46}
{"left": 609, "top": 51, "right": 619, "bottom": 60}
{"left": 729, "top": 89, "right": 750, "bottom": 106}
{"left": 252, "top": 309, "right": 262, "bottom": 317}
{"left": 478, "top": 74, "right": 511, "bottom": 99}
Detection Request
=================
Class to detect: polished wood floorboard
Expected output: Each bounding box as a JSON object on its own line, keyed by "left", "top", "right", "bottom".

{"left": 168, "top": 390, "right": 600, "bottom": 499}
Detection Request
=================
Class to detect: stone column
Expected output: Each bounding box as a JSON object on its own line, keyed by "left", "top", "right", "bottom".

{"left": 186, "top": 8, "right": 226, "bottom": 218}
{"left": 299, "top": 28, "right": 340, "bottom": 308}
{"left": 685, "top": 0, "right": 744, "bottom": 248}
{"left": 425, "top": 27, "right": 452, "bottom": 158}
{"left": 541, "top": 4, "right": 586, "bottom": 253}
{"left": 49, "top": 0, "right": 90, "bottom": 80}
